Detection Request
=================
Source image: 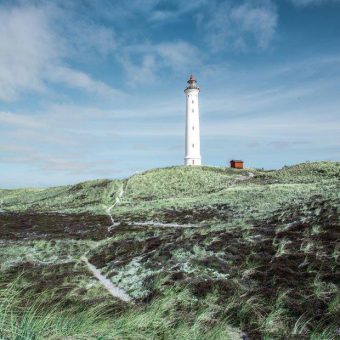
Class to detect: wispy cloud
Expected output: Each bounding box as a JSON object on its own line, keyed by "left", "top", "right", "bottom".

{"left": 118, "top": 54, "right": 158, "bottom": 86}
{"left": 0, "top": 4, "right": 121, "bottom": 101}
{"left": 118, "top": 40, "right": 201, "bottom": 86}
{"left": 0, "top": 147, "right": 120, "bottom": 176}
{"left": 50, "top": 66, "right": 125, "bottom": 97}
{"left": 289, "top": 0, "right": 340, "bottom": 6}
{"left": 80, "top": 0, "right": 207, "bottom": 24}
{"left": 0, "top": 5, "right": 55, "bottom": 101}
{"left": 63, "top": 19, "right": 118, "bottom": 59}
{"left": 148, "top": 1, "right": 208, "bottom": 23}
{"left": 200, "top": 0, "right": 278, "bottom": 52}
{"left": 0, "top": 111, "right": 45, "bottom": 128}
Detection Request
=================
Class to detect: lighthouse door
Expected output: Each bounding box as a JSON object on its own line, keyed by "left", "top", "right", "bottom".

{"left": 192, "top": 160, "right": 195, "bottom": 165}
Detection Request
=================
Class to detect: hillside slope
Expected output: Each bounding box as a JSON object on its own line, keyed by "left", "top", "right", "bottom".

{"left": 0, "top": 162, "right": 339, "bottom": 339}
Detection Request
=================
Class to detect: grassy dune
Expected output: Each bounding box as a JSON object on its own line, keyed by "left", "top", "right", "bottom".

{"left": 0, "top": 162, "right": 339, "bottom": 339}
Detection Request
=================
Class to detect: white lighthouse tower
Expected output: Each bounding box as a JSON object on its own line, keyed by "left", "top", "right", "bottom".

{"left": 184, "top": 74, "right": 201, "bottom": 166}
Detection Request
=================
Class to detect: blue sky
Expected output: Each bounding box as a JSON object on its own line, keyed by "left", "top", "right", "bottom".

{"left": 0, "top": 0, "right": 339, "bottom": 188}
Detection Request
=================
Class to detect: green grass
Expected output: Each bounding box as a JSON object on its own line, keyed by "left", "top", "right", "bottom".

{"left": 0, "top": 179, "right": 122, "bottom": 214}
{"left": 0, "top": 239, "right": 99, "bottom": 272}
{"left": 0, "top": 281, "right": 239, "bottom": 340}
{"left": 1, "top": 162, "right": 338, "bottom": 218}
{"left": 0, "top": 161, "right": 339, "bottom": 339}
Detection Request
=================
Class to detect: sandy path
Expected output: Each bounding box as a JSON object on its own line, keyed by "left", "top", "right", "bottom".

{"left": 105, "top": 184, "right": 125, "bottom": 230}
{"left": 81, "top": 256, "right": 131, "bottom": 302}
{"left": 109, "top": 220, "right": 200, "bottom": 229}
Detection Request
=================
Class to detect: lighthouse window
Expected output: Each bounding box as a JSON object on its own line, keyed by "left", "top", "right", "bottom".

{"left": 192, "top": 100, "right": 194, "bottom": 104}
{"left": 192, "top": 144, "right": 195, "bottom": 148}
{"left": 192, "top": 109, "right": 194, "bottom": 113}
{"left": 192, "top": 126, "right": 194, "bottom": 130}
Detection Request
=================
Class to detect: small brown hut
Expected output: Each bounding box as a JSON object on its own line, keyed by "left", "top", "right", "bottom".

{"left": 230, "top": 160, "right": 244, "bottom": 169}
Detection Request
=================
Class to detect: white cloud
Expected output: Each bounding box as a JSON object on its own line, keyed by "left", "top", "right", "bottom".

{"left": 0, "top": 111, "right": 45, "bottom": 128}
{"left": 0, "top": 6, "right": 56, "bottom": 101}
{"left": 0, "top": 4, "right": 120, "bottom": 102}
{"left": 202, "top": 0, "right": 278, "bottom": 52}
{"left": 119, "top": 41, "right": 201, "bottom": 86}
{"left": 202, "top": 118, "right": 340, "bottom": 141}
{"left": 50, "top": 66, "right": 124, "bottom": 97}
{"left": 67, "top": 22, "right": 117, "bottom": 58}
{"left": 230, "top": 1, "right": 277, "bottom": 49}
{"left": 81, "top": 0, "right": 207, "bottom": 24}
{"left": 156, "top": 41, "right": 200, "bottom": 69}
{"left": 118, "top": 54, "right": 158, "bottom": 86}
{"left": 148, "top": 1, "right": 208, "bottom": 23}
{"left": 289, "top": 0, "right": 340, "bottom": 6}
{"left": 0, "top": 145, "right": 118, "bottom": 176}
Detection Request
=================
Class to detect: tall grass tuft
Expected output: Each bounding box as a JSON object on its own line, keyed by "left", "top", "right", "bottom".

{"left": 0, "top": 280, "right": 238, "bottom": 339}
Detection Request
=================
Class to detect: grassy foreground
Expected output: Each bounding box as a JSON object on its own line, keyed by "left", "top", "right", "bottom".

{"left": 0, "top": 162, "right": 339, "bottom": 339}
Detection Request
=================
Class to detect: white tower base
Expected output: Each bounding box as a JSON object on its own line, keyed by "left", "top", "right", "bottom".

{"left": 184, "top": 157, "right": 201, "bottom": 166}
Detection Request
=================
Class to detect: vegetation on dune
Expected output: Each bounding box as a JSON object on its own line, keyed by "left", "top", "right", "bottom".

{"left": 111, "top": 162, "right": 339, "bottom": 223}
{"left": 125, "top": 166, "right": 249, "bottom": 201}
{"left": 0, "top": 161, "right": 339, "bottom": 339}
{"left": 0, "top": 239, "right": 96, "bottom": 271}
{"left": 1, "top": 162, "right": 338, "bottom": 218}
{"left": 86, "top": 195, "right": 339, "bottom": 339}
{"left": 0, "top": 279, "right": 239, "bottom": 340}
{"left": 0, "top": 179, "right": 121, "bottom": 214}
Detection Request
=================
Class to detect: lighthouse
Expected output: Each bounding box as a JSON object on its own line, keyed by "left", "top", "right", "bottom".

{"left": 184, "top": 74, "right": 201, "bottom": 166}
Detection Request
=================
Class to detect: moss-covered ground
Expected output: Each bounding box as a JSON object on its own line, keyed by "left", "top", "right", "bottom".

{"left": 0, "top": 162, "right": 339, "bottom": 339}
